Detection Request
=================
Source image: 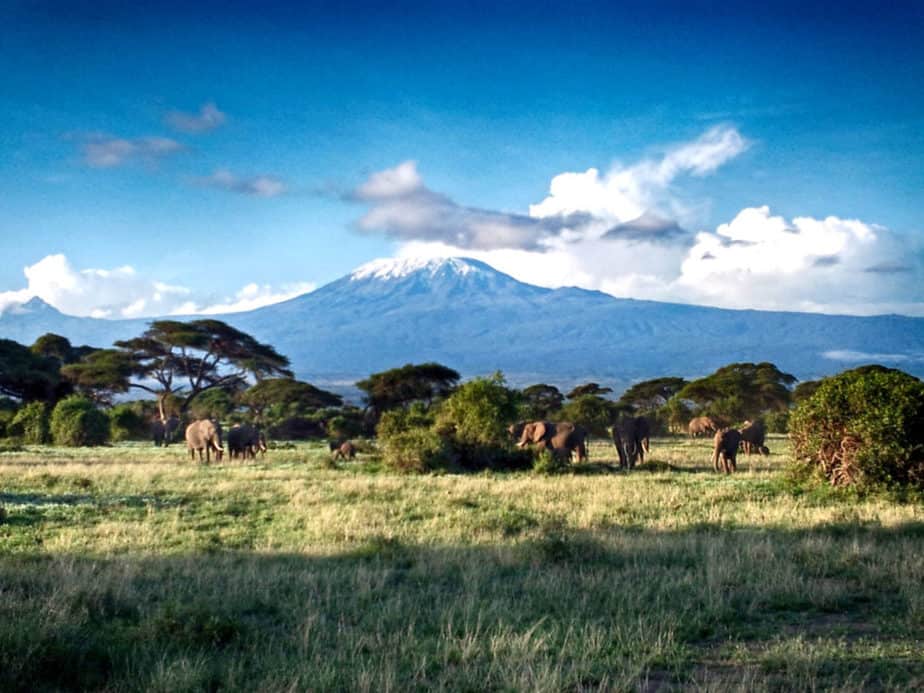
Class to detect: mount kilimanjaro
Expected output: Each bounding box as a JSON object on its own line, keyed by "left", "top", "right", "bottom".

{"left": 2, "top": 257, "right": 923, "bottom": 395}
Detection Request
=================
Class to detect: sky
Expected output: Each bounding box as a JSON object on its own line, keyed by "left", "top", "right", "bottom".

{"left": 1, "top": 1, "right": 923, "bottom": 317}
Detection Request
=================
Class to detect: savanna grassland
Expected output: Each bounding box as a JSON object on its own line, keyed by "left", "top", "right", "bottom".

{"left": 1, "top": 436, "right": 922, "bottom": 692}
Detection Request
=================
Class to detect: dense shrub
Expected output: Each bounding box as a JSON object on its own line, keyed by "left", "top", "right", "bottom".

{"left": 376, "top": 403, "right": 434, "bottom": 439}
{"left": 788, "top": 367, "right": 924, "bottom": 489}
{"left": 9, "top": 401, "right": 50, "bottom": 444}
{"left": 764, "top": 409, "right": 790, "bottom": 434}
{"left": 327, "top": 412, "right": 365, "bottom": 441}
{"left": 50, "top": 396, "right": 109, "bottom": 447}
{"left": 380, "top": 428, "right": 452, "bottom": 473}
{"left": 107, "top": 403, "right": 148, "bottom": 441}
{"left": 434, "top": 373, "right": 520, "bottom": 447}
{"left": 0, "top": 398, "right": 17, "bottom": 438}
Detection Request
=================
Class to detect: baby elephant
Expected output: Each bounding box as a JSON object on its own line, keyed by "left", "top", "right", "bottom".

{"left": 330, "top": 440, "right": 356, "bottom": 461}
{"left": 712, "top": 428, "right": 741, "bottom": 474}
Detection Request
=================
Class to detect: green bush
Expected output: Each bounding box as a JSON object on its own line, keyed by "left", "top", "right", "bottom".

{"left": 107, "top": 403, "right": 148, "bottom": 441}
{"left": 50, "top": 396, "right": 109, "bottom": 447}
{"left": 376, "top": 402, "right": 434, "bottom": 439}
{"left": 532, "top": 448, "right": 570, "bottom": 475}
{"left": 380, "top": 427, "right": 452, "bottom": 473}
{"left": 764, "top": 409, "right": 790, "bottom": 434}
{"left": 788, "top": 367, "right": 924, "bottom": 489}
{"left": 434, "top": 373, "right": 520, "bottom": 447}
{"left": 8, "top": 401, "right": 49, "bottom": 444}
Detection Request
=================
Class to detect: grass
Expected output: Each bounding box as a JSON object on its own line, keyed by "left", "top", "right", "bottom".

{"left": 0, "top": 434, "right": 922, "bottom": 691}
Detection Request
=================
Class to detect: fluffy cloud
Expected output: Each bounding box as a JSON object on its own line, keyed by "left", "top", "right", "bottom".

{"left": 528, "top": 125, "right": 748, "bottom": 224}
{"left": 354, "top": 161, "right": 590, "bottom": 251}
{"left": 192, "top": 282, "right": 316, "bottom": 315}
{"left": 0, "top": 255, "right": 314, "bottom": 319}
{"left": 357, "top": 127, "right": 922, "bottom": 316}
{"left": 673, "top": 206, "right": 923, "bottom": 314}
{"left": 355, "top": 127, "right": 745, "bottom": 252}
{"left": 199, "top": 169, "right": 288, "bottom": 197}
{"left": 81, "top": 134, "right": 184, "bottom": 168}
{"left": 165, "top": 102, "right": 227, "bottom": 133}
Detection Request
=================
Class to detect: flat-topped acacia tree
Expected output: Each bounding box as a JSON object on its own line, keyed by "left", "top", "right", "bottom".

{"left": 63, "top": 319, "right": 292, "bottom": 422}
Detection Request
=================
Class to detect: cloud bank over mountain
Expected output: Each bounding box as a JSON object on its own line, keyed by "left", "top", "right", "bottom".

{"left": 355, "top": 127, "right": 923, "bottom": 316}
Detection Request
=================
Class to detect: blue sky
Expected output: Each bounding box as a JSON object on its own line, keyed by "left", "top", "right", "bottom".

{"left": 1, "top": 1, "right": 923, "bottom": 316}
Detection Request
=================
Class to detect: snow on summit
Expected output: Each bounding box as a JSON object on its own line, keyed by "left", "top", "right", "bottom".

{"left": 349, "top": 257, "right": 486, "bottom": 281}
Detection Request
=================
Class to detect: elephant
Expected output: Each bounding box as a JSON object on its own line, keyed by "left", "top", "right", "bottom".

{"left": 185, "top": 419, "right": 224, "bottom": 463}
{"left": 331, "top": 440, "right": 356, "bottom": 461}
{"left": 513, "top": 421, "right": 588, "bottom": 463}
{"left": 152, "top": 415, "right": 180, "bottom": 447}
{"left": 739, "top": 420, "right": 769, "bottom": 455}
{"left": 612, "top": 416, "right": 650, "bottom": 469}
{"left": 712, "top": 428, "right": 741, "bottom": 474}
{"left": 688, "top": 416, "right": 719, "bottom": 438}
{"left": 227, "top": 424, "right": 266, "bottom": 460}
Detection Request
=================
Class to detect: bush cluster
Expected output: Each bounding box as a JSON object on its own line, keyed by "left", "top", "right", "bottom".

{"left": 50, "top": 396, "right": 109, "bottom": 447}
{"left": 107, "top": 403, "right": 149, "bottom": 441}
{"left": 378, "top": 374, "right": 531, "bottom": 473}
{"left": 8, "top": 401, "right": 50, "bottom": 444}
{"left": 788, "top": 367, "right": 924, "bottom": 489}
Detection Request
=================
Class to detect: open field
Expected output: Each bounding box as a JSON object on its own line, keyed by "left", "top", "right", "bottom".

{"left": 1, "top": 435, "right": 922, "bottom": 691}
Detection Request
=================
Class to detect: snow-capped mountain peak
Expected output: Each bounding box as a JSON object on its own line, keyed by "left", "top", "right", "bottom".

{"left": 349, "top": 256, "right": 488, "bottom": 281}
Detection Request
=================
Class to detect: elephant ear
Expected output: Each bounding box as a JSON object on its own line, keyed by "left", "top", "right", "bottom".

{"left": 530, "top": 422, "right": 548, "bottom": 443}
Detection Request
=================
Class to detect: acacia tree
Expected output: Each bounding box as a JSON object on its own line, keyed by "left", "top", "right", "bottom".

{"left": 240, "top": 378, "right": 343, "bottom": 423}
{"left": 357, "top": 363, "right": 460, "bottom": 415}
{"left": 675, "top": 362, "right": 796, "bottom": 422}
{"left": 520, "top": 384, "right": 564, "bottom": 420}
{"left": 618, "top": 377, "right": 687, "bottom": 411}
{"left": 0, "top": 338, "right": 63, "bottom": 402}
{"left": 63, "top": 320, "right": 292, "bottom": 421}
{"left": 566, "top": 383, "right": 613, "bottom": 399}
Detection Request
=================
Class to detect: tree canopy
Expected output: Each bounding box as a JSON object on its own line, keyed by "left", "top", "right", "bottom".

{"left": 0, "top": 338, "right": 63, "bottom": 402}
{"left": 62, "top": 319, "right": 292, "bottom": 419}
{"left": 240, "top": 378, "right": 343, "bottom": 422}
{"left": 520, "top": 384, "right": 564, "bottom": 420}
{"left": 357, "top": 362, "right": 460, "bottom": 413}
{"left": 676, "top": 362, "right": 797, "bottom": 422}
{"left": 618, "top": 377, "right": 687, "bottom": 411}
{"left": 566, "top": 382, "right": 613, "bottom": 399}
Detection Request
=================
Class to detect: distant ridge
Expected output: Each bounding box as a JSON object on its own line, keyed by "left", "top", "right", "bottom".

{"left": 2, "top": 257, "right": 923, "bottom": 396}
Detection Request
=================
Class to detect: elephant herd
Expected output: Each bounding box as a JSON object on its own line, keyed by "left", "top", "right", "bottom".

{"left": 154, "top": 413, "right": 769, "bottom": 474}
{"left": 508, "top": 417, "right": 651, "bottom": 470}
{"left": 511, "top": 415, "right": 769, "bottom": 474}
{"left": 152, "top": 418, "right": 267, "bottom": 463}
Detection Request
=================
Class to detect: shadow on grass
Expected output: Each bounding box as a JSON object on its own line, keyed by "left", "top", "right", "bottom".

{"left": 2, "top": 520, "right": 923, "bottom": 691}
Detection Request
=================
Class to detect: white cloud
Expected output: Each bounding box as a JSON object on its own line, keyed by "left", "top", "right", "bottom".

{"left": 165, "top": 102, "right": 227, "bottom": 133}
{"left": 355, "top": 127, "right": 746, "bottom": 253}
{"left": 81, "top": 134, "right": 184, "bottom": 168}
{"left": 387, "top": 204, "right": 924, "bottom": 317}
{"left": 354, "top": 161, "right": 596, "bottom": 251}
{"left": 0, "top": 254, "right": 315, "bottom": 319}
{"left": 193, "top": 282, "right": 316, "bottom": 314}
{"left": 199, "top": 169, "right": 288, "bottom": 197}
{"left": 528, "top": 125, "right": 748, "bottom": 224}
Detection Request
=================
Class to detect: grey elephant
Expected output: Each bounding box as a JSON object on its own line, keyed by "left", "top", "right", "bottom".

{"left": 513, "top": 421, "right": 588, "bottom": 463}
{"left": 331, "top": 440, "right": 356, "bottom": 460}
{"left": 185, "top": 419, "right": 224, "bottom": 463}
{"left": 688, "top": 416, "right": 719, "bottom": 438}
{"left": 152, "top": 415, "right": 180, "bottom": 447}
{"left": 739, "top": 420, "right": 769, "bottom": 455}
{"left": 612, "top": 415, "right": 650, "bottom": 469}
{"left": 712, "top": 428, "right": 741, "bottom": 474}
{"left": 227, "top": 424, "right": 266, "bottom": 460}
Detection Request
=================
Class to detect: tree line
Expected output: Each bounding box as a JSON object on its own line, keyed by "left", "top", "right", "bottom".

{"left": 2, "top": 318, "right": 922, "bottom": 492}
{"left": 2, "top": 318, "right": 806, "bottom": 446}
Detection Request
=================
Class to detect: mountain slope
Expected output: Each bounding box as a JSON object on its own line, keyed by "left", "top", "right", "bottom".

{"left": 2, "top": 258, "right": 923, "bottom": 393}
